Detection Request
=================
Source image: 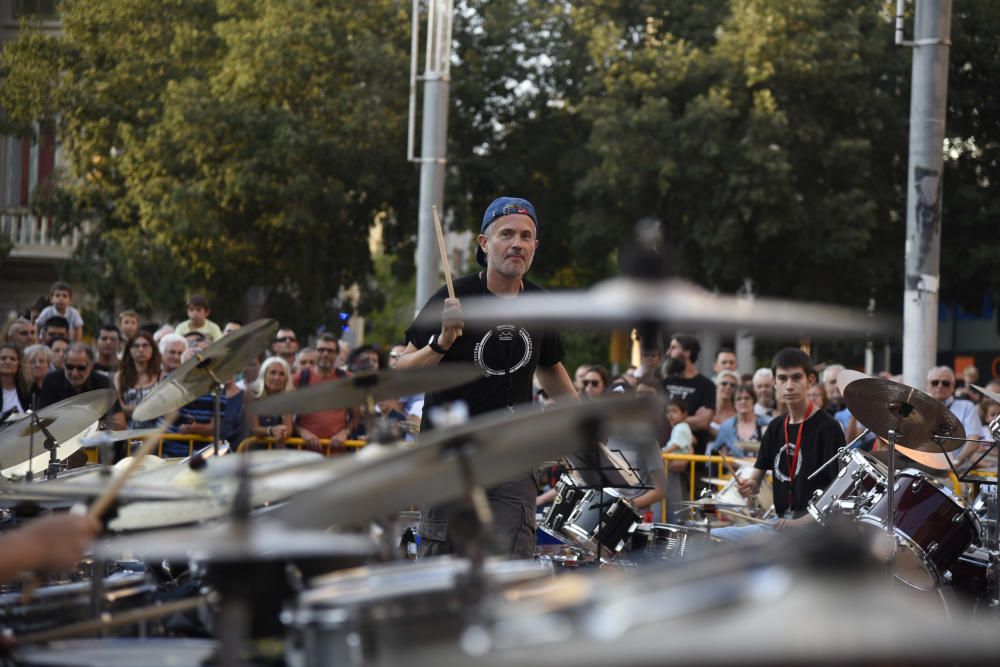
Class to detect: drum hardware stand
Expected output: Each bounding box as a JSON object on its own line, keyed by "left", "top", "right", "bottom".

{"left": 22, "top": 408, "right": 64, "bottom": 482}
{"left": 886, "top": 427, "right": 899, "bottom": 572}
{"left": 808, "top": 429, "right": 872, "bottom": 482}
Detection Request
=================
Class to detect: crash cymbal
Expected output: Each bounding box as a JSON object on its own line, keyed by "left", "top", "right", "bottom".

{"left": 972, "top": 383, "right": 1000, "bottom": 405}
{"left": 836, "top": 369, "right": 870, "bottom": 397}
{"left": 456, "top": 277, "right": 896, "bottom": 337}
{"left": 132, "top": 318, "right": 278, "bottom": 422}
{"left": 81, "top": 428, "right": 160, "bottom": 446}
{"left": 844, "top": 378, "right": 965, "bottom": 453}
{"left": 271, "top": 396, "right": 662, "bottom": 530}
{"left": 0, "top": 389, "right": 115, "bottom": 475}
{"left": 250, "top": 364, "right": 482, "bottom": 416}
{"left": 97, "top": 519, "right": 376, "bottom": 562}
{"left": 870, "top": 446, "right": 951, "bottom": 474}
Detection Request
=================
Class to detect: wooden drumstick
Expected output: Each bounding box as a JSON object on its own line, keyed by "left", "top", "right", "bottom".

{"left": 16, "top": 596, "right": 202, "bottom": 644}
{"left": 720, "top": 451, "right": 738, "bottom": 478}
{"left": 431, "top": 205, "right": 456, "bottom": 299}
{"left": 88, "top": 414, "right": 177, "bottom": 521}
{"left": 717, "top": 507, "right": 773, "bottom": 527}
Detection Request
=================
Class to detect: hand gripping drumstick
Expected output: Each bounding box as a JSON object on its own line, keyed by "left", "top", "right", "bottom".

{"left": 20, "top": 416, "right": 177, "bottom": 604}
{"left": 432, "top": 205, "right": 456, "bottom": 300}
{"left": 716, "top": 507, "right": 773, "bottom": 527}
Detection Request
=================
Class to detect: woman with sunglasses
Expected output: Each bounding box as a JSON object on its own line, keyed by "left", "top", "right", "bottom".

{"left": 0, "top": 343, "right": 31, "bottom": 421}
{"left": 116, "top": 331, "right": 164, "bottom": 430}
{"left": 709, "top": 382, "right": 770, "bottom": 458}
{"left": 710, "top": 370, "right": 740, "bottom": 438}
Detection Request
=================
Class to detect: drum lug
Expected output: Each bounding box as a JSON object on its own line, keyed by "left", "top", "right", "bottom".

{"left": 942, "top": 569, "right": 953, "bottom": 584}
{"left": 911, "top": 478, "right": 923, "bottom": 492}
{"left": 952, "top": 511, "right": 967, "bottom": 524}
{"left": 926, "top": 541, "right": 938, "bottom": 555}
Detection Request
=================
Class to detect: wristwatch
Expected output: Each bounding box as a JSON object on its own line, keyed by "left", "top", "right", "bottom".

{"left": 428, "top": 335, "right": 450, "bottom": 355}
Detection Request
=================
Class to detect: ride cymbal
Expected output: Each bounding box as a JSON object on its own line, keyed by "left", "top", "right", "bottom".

{"left": 844, "top": 378, "right": 965, "bottom": 453}
{"left": 132, "top": 318, "right": 278, "bottom": 422}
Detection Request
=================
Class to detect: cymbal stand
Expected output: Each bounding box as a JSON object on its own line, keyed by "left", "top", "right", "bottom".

{"left": 886, "top": 428, "right": 898, "bottom": 572}
{"left": 24, "top": 408, "right": 63, "bottom": 481}
{"left": 988, "top": 412, "right": 1000, "bottom": 607}
{"left": 26, "top": 396, "right": 38, "bottom": 481}
{"left": 807, "top": 428, "right": 872, "bottom": 481}
{"left": 204, "top": 368, "right": 226, "bottom": 457}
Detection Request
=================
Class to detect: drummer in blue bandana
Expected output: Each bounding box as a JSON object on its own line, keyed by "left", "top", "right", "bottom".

{"left": 396, "top": 196, "right": 578, "bottom": 559}
{"left": 715, "top": 347, "right": 845, "bottom": 541}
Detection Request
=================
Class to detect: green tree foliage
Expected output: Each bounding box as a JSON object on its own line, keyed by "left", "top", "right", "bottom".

{"left": 1, "top": 0, "right": 416, "bottom": 328}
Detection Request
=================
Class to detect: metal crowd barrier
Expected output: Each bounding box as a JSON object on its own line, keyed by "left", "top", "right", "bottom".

{"left": 236, "top": 437, "right": 366, "bottom": 456}
{"left": 83, "top": 433, "right": 215, "bottom": 463}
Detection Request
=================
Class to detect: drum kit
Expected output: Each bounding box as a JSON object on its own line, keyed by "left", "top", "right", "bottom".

{"left": 0, "top": 287, "right": 997, "bottom": 667}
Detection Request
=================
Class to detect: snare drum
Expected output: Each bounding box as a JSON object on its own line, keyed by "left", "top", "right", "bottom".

{"left": 808, "top": 449, "right": 887, "bottom": 523}
{"left": 284, "top": 556, "right": 552, "bottom": 667}
{"left": 858, "top": 469, "right": 981, "bottom": 590}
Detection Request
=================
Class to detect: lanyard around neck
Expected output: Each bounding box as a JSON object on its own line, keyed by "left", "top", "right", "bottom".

{"left": 784, "top": 402, "right": 814, "bottom": 509}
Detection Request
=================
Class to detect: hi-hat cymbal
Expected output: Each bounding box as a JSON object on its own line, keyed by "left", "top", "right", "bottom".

{"left": 250, "top": 364, "right": 482, "bottom": 417}
{"left": 270, "top": 395, "right": 662, "bottom": 530}
{"left": 844, "top": 378, "right": 965, "bottom": 453}
{"left": 133, "top": 318, "right": 278, "bottom": 422}
{"left": 677, "top": 501, "right": 747, "bottom": 510}
{"left": 0, "top": 389, "right": 115, "bottom": 474}
{"left": 456, "top": 277, "right": 896, "bottom": 337}
{"left": 97, "top": 519, "right": 376, "bottom": 562}
{"left": 107, "top": 450, "right": 328, "bottom": 531}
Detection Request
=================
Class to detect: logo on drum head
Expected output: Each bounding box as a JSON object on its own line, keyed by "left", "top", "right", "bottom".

{"left": 473, "top": 325, "right": 533, "bottom": 377}
{"left": 773, "top": 443, "right": 803, "bottom": 483}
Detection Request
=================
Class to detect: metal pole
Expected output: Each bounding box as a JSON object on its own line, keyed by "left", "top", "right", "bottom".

{"left": 411, "top": 0, "right": 454, "bottom": 310}
{"left": 900, "top": 0, "right": 953, "bottom": 388}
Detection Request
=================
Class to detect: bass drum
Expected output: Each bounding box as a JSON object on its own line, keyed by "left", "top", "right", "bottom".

{"left": 858, "top": 469, "right": 981, "bottom": 590}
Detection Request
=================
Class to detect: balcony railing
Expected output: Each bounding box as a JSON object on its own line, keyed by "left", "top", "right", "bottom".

{"left": 1, "top": 209, "right": 81, "bottom": 260}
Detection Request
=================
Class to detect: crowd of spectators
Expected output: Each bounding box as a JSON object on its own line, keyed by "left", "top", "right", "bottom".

{"left": 0, "top": 283, "right": 422, "bottom": 459}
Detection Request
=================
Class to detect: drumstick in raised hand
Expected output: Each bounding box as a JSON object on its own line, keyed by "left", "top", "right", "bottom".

{"left": 432, "top": 205, "right": 455, "bottom": 300}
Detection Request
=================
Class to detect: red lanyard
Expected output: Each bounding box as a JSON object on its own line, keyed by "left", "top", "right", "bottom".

{"left": 784, "top": 403, "right": 814, "bottom": 509}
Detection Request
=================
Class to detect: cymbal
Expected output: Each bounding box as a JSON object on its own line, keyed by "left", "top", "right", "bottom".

{"left": 836, "top": 369, "right": 870, "bottom": 397}
{"left": 108, "top": 450, "right": 329, "bottom": 530}
{"left": 677, "top": 501, "right": 747, "bottom": 511}
{"left": 250, "top": 364, "right": 482, "bottom": 416}
{"left": 133, "top": 318, "right": 278, "bottom": 422}
{"left": 870, "top": 446, "right": 951, "bottom": 474}
{"left": 0, "top": 477, "right": 207, "bottom": 503}
{"left": 97, "top": 519, "right": 375, "bottom": 562}
{"left": 701, "top": 477, "right": 732, "bottom": 487}
{"left": 81, "top": 428, "right": 160, "bottom": 446}
{"left": 843, "top": 378, "right": 965, "bottom": 453}
{"left": 456, "top": 277, "right": 896, "bottom": 338}
{"left": 973, "top": 383, "right": 1000, "bottom": 405}
{"left": 0, "top": 389, "right": 115, "bottom": 475}
{"left": 270, "top": 395, "right": 662, "bottom": 530}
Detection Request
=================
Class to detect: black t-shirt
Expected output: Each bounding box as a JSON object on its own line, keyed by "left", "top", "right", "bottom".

{"left": 663, "top": 373, "right": 716, "bottom": 454}
{"left": 405, "top": 272, "right": 565, "bottom": 543}
{"left": 754, "top": 408, "right": 845, "bottom": 518}
{"left": 405, "top": 272, "right": 565, "bottom": 425}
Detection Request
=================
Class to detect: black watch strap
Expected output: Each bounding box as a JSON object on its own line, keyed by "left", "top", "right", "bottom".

{"left": 428, "top": 336, "right": 449, "bottom": 355}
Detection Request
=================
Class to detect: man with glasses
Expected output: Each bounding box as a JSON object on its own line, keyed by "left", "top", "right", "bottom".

{"left": 293, "top": 333, "right": 356, "bottom": 450}
{"left": 272, "top": 328, "right": 299, "bottom": 367}
{"left": 926, "top": 366, "right": 982, "bottom": 467}
{"left": 39, "top": 343, "right": 124, "bottom": 429}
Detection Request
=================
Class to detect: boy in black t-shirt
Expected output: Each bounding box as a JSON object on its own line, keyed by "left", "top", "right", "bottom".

{"left": 714, "top": 348, "right": 845, "bottom": 541}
